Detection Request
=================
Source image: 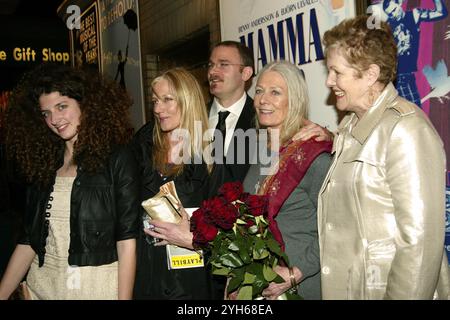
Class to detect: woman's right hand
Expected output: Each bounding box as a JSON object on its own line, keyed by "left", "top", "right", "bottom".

{"left": 261, "top": 265, "right": 302, "bottom": 300}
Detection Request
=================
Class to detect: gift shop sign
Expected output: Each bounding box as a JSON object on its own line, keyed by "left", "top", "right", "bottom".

{"left": 0, "top": 47, "right": 70, "bottom": 64}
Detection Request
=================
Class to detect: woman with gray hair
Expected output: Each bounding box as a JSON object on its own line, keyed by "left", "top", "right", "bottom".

{"left": 319, "top": 15, "right": 449, "bottom": 300}
{"left": 241, "top": 60, "right": 332, "bottom": 299}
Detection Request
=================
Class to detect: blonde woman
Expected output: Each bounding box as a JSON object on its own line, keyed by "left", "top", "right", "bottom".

{"left": 131, "top": 68, "right": 216, "bottom": 299}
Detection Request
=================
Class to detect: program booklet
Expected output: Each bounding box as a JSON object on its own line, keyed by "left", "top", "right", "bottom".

{"left": 166, "top": 208, "right": 204, "bottom": 270}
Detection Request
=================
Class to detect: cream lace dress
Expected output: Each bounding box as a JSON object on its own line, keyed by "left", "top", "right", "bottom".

{"left": 25, "top": 177, "right": 119, "bottom": 300}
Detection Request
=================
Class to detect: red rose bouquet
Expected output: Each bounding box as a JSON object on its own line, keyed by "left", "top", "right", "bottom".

{"left": 190, "top": 181, "right": 300, "bottom": 300}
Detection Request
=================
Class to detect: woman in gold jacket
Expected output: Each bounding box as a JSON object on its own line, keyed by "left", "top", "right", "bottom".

{"left": 318, "top": 15, "right": 449, "bottom": 299}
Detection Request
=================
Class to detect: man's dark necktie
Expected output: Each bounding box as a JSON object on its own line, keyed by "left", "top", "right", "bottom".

{"left": 214, "top": 111, "right": 230, "bottom": 157}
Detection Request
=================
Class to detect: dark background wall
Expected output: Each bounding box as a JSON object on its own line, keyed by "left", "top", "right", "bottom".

{"left": 0, "top": 0, "right": 69, "bottom": 91}
{"left": 0, "top": 0, "right": 68, "bottom": 280}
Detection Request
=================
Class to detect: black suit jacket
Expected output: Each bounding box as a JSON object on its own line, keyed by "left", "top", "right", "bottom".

{"left": 208, "top": 94, "right": 256, "bottom": 197}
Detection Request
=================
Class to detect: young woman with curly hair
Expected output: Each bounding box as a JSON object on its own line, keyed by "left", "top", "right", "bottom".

{"left": 0, "top": 63, "right": 141, "bottom": 300}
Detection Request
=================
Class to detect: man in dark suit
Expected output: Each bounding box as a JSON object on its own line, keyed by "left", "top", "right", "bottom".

{"left": 145, "top": 41, "right": 333, "bottom": 299}
{"left": 207, "top": 41, "right": 332, "bottom": 195}
{"left": 207, "top": 41, "right": 256, "bottom": 196}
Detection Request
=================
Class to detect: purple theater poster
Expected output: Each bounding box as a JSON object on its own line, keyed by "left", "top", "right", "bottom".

{"left": 370, "top": 0, "right": 450, "bottom": 265}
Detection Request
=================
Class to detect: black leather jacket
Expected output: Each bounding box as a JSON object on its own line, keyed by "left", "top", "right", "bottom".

{"left": 18, "top": 145, "right": 141, "bottom": 267}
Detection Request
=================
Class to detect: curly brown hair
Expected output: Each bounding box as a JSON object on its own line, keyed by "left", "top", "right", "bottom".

{"left": 323, "top": 15, "right": 397, "bottom": 85}
{"left": 5, "top": 63, "right": 133, "bottom": 186}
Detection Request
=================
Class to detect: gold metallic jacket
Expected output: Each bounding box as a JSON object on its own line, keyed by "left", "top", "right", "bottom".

{"left": 318, "top": 83, "right": 449, "bottom": 299}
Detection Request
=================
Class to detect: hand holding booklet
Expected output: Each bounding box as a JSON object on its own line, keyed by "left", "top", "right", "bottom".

{"left": 141, "top": 181, "right": 204, "bottom": 270}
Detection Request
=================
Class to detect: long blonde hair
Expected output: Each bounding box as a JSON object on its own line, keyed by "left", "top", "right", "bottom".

{"left": 152, "top": 68, "right": 212, "bottom": 176}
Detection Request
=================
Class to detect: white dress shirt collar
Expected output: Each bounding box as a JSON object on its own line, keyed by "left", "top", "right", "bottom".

{"left": 209, "top": 93, "right": 247, "bottom": 154}
{"left": 210, "top": 93, "right": 247, "bottom": 119}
